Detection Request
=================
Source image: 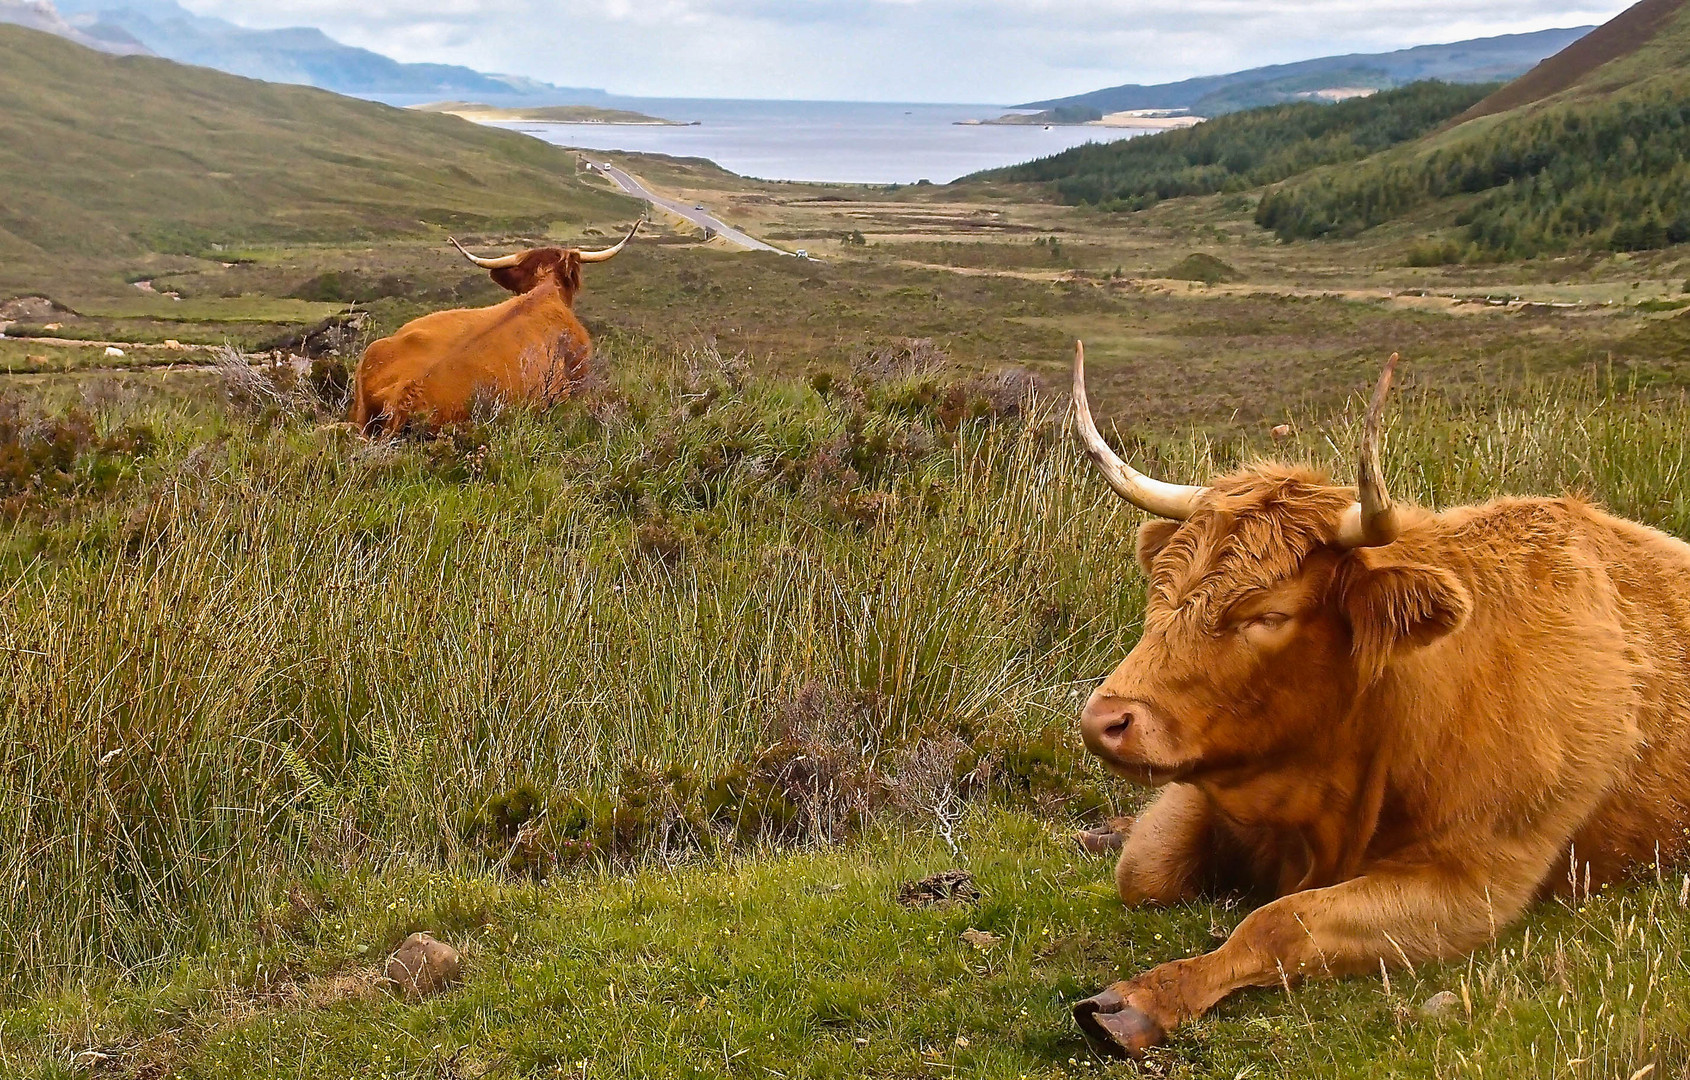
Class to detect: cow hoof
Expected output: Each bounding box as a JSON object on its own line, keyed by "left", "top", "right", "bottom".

{"left": 1073, "top": 987, "right": 1166, "bottom": 1060}
{"left": 1074, "top": 826, "right": 1125, "bottom": 855}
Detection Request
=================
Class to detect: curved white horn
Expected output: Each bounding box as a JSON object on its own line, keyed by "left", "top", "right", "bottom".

{"left": 448, "top": 236, "right": 525, "bottom": 270}
{"left": 577, "top": 217, "right": 643, "bottom": 263}
{"left": 1333, "top": 353, "right": 1403, "bottom": 549}
{"left": 1072, "top": 341, "right": 1206, "bottom": 520}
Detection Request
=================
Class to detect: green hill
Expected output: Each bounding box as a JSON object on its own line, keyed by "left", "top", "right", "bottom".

{"left": 1254, "top": 0, "right": 1690, "bottom": 257}
{"left": 0, "top": 24, "right": 635, "bottom": 293}
{"left": 964, "top": 81, "right": 1495, "bottom": 212}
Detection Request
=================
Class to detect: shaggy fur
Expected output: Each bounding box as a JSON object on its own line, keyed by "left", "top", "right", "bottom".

{"left": 1077, "top": 462, "right": 1690, "bottom": 1053}
{"left": 351, "top": 248, "right": 594, "bottom": 435}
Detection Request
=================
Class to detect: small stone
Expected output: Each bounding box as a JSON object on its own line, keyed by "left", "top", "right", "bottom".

{"left": 104, "top": 347, "right": 125, "bottom": 359}
{"left": 959, "top": 928, "right": 1002, "bottom": 952}
{"left": 383, "top": 932, "right": 462, "bottom": 1000}
{"left": 1271, "top": 423, "right": 1294, "bottom": 441}
{"left": 1418, "top": 990, "right": 1461, "bottom": 1019}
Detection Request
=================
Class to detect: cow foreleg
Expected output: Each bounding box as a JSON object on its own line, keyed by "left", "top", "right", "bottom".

{"left": 1075, "top": 863, "right": 1535, "bottom": 1059}
{"left": 1113, "top": 784, "right": 1221, "bottom": 907}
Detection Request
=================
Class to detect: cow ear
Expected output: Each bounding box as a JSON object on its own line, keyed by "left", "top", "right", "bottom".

{"left": 1340, "top": 556, "right": 1470, "bottom": 678}
{"left": 490, "top": 262, "right": 538, "bottom": 294}
{"left": 1136, "top": 519, "right": 1181, "bottom": 574}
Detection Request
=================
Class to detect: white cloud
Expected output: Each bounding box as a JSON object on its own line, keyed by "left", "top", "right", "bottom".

{"left": 177, "top": 0, "right": 1635, "bottom": 101}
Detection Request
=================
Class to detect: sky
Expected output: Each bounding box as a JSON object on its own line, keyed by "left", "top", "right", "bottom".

{"left": 180, "top": 0, "right": 1637, "bottom": 103}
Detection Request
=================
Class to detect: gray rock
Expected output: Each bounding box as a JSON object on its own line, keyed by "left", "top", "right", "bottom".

{"left": 1418, "top": 990, "right": 1461, "bottom": 1020}
{"left": 383, "top": 932, "right": 462, "bottom": 1001}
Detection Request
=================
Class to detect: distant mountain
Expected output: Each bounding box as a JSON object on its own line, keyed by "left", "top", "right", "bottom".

{"left": 1021, "top": 28, "right": 1595, "bottom": 116}
{"left": 0, "top": 0, "right": 147, "bottom": 54}
{"left": 3, "top": 0, "right": 606, "bottom": 98}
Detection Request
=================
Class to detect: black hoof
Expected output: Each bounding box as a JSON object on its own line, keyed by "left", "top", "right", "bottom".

{"left": 1073, "top": 987, "right": 1166, "bottom": 1060}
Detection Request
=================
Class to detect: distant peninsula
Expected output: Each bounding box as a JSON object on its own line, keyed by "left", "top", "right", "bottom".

{"left": 959, "top": 106, "right": 1204, "bottom": 130}
{"left": 411, "top": 102, "right": 685, "bottom": 126}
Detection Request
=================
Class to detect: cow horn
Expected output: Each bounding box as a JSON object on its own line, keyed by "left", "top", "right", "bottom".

{"left": 1072, "top": 341, "right": 1206, "bottom": 520}
{"left": 447, "top": 237, "right": 525, "bottom": 270}
{"left": 577, "top": 217, "right": 643, "bottom": 263}
{"left": 1334, "top": 354, "right": 1403, "bottom": 549}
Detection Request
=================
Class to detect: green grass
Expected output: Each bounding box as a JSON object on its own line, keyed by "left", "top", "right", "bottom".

{"left": 3, "top": 811, "right": 1688, "bottom": 1078}
{"left": 1, "top": 336, "right": 1689, "bottom": 1075}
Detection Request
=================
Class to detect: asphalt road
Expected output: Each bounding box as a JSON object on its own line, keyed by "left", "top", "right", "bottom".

{"left": 589, "top": 163, "right": 790, "bottom": 255}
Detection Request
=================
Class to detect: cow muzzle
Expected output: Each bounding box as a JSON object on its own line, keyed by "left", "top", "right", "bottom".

{"left": 1079, "top": 691, "right": 1181, "bottom": 781}
{"left": 1080, "top": 692, "right": 1145, "bottom": 759}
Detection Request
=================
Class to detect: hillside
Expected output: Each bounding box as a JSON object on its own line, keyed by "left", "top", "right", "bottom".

{"left": 1255, "top": 0, "right": 1690, "bottom": 257}
{"left": 0, "top": 24, "right": 636, "bottom": 296}
{"left": 1454, "top": 0, "right": 1687, "bottom": 122}
{"left": 1019, "top": 28, "right": 1591, "bottom": 116}
{"left": 965, "top": 81, "right": 1495, "bottom": 212}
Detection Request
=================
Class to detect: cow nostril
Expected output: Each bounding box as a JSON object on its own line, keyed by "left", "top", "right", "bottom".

{"left": 1082, "top": 699, "right": 1137, "bottom": 749}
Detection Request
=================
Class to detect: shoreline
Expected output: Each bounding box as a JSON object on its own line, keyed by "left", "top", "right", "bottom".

{"left": 958, "top": 111, "right": 1203, "bottom": 131}
{"left": 411, "top": 102, "right": 686, "bottom": 126}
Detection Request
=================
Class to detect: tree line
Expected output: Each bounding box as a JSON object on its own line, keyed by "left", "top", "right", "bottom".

{"left": 1255, "top": 81, "right": 1690, "bottom": 258}
{"left": 968, "top": 81, "right": 1496, "bottom": 212}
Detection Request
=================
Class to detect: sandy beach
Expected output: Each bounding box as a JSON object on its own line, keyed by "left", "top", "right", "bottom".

{"left": 410, "top": 102, "right": 681, "bottom": 125}
{"left": 1092, "top": 111, "right": 1205, "bottom": 129}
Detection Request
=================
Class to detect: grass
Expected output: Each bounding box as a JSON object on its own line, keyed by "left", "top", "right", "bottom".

{"left": 6, "top": 809, "right": 1690, "bottom": 1080}
{"left": 1, "top": 334, "right": 1689, "bottom": 1076}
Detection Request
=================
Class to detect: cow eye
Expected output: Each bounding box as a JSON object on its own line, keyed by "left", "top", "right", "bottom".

{"left": 1244, "top": 612, "right": 1292, "bottom": 631}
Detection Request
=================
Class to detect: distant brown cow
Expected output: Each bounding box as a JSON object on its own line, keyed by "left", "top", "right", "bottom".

{"left": 350, "top": 221, "right": 640, "bottom": 434}
{"left": 1066, "top": 342, "right": 1690, "bottom": 1058}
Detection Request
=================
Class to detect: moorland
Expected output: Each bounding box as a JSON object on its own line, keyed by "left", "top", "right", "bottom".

{"left": 4, "top": 9, "right": 1690, "bottom": 1080}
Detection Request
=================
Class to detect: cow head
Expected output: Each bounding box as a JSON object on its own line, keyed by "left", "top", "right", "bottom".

{"left": 1071, "top": 344, "right": 1469, "bottom": 786}
{"left": 447, "top": 218, "right": 642, "bottom": 303}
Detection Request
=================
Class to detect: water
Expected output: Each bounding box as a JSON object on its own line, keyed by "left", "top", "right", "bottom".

{"left": 390, "top": 97, "right": 1148, "bottom": 185}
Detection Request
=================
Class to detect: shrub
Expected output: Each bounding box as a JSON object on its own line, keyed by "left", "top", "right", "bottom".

{"left": 1163, "top": 252, "right": 1240, "bottom": 284}
{"left": 0, "top": 398, "right": 157, "bottom": 518}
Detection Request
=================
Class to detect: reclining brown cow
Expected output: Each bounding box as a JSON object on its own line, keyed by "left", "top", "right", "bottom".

{"left": 1067, "top": 342, "right": 1690, "bottom": 1058}
{"left": 351, "top": 221, "right": 640, "bottom": 435}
